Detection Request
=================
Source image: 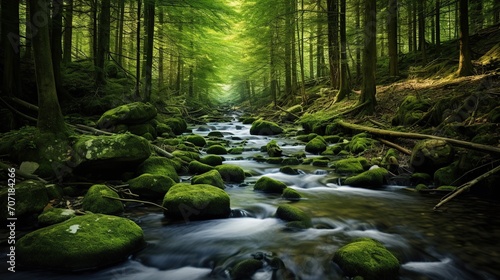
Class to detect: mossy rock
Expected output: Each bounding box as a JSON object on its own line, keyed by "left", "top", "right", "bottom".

{"left": 275, "top": 204, "right": 312, "bottom": 228}
{"left": 188, "top": 160, "right": 215, "bottom": 174}
{"left": 381, "top": 149, "right": 399, "bottom": 172}
{"left": 281, "top": 104, "right": 303, "bottom": 122}
{"left": 254, "top": 176, "right": 287, "bottom": 194}
{"left": 162, "top": 183, "right": 231, "bottom": 220}
{"left": 415, "top": 184, "right": 429, "bottom": 192}
{"left": 206, "top": 144, "right": 228, "bottom": 155}
{"left": 321, "top": 145, "right": 343, "bottom": 156}
{"left": 128, "top": 123, "right": 157, "bottom": 138}
{"left": 434, "top": 161, "right": 459, "bottom": 187}
{"left": 410, "top": 139, "right": 455, "bottom": 173}
{"left": 296, "top": 133, "right": 317, "bottom": 142}
{"left": 241, "top": 116, "right": 258, "bottom": 124}
{"left": 231, "top": 259, "right": 263, "bottom": 279}
{"left": 185, "top": 134, "right": 207, "bottom": 147}
{"left": 282, "top": 187, "right": 302, "bottom": 201}
{"left": 0, "top": 180, "right": 49, "bottom": 220}
{"left": 250, "top": 119, "right": 284, "bottom": 135}
{"left": 410, "top": 172, "right": 432, "bottom": 185}
{"left": 18, "top": 214, "right": 145, "bottom": 271}
{"left": 96, "top": 102, "right": 157, "bottom": 128}
{"left": 266, "top": 140, "right": 283, "bottom": 157}
{"left": 344, "top": 167, "right": 388, "bottom": 188}
{"left": 73, "top": 133, "right": 151, "bottom": 171}
{"left": 215, "top": 165, "right": 246, "bottom": 183}
{"left": 229, "top": 147, "right": 244, "bottom": 154}
{"left": 282, "top": 157, "right": 301, "bottom": 165}
{"left": 172, "top": 150, "right": 200, "bottom": 162}
{"left": 305, "top": 136, "right": 328, "bottom": 154}
{"left": 82, "top": 184, "right": 124, "bottom": 214}
{"left": 200, "top": 155, "right": 224, "bottom": 166}
{"left": 38, "top": 208, "right": 76, "bottom": 226}
{"left": 156, "top": 123, "right": 174, "bottom": 137}
{"left": 346, "top": 133, "right": 376, "bottom": 154}
{"left": 266, "top": 157, "right": 283, "bottom": 164}
{"left": 45, "top": 184, "right": 64, "bottom": 199}
{"left": 208, "top": 131, "right": 224, "bottom": 138}
{"left": 391, "top": 95, "right": 430, "bottom": 126}
{"left": 332, "top": 238, "right": 399, "bottom": 280}
{"left": 192, "top": 169, "right": 225, "bottom": 189}
{"left": 280, "top": 166, "right": 300, "bottom": 175}
{"left": 137, "top": 156, "right": 179, "bottom": 182}
{"left": 163, "top": 117, "right": 188, "bottom": 135}
{"left": 312, "top": 158, "right": 329, "bottom": 167}
{"left": 324, "top": 135, "right": 342, "bottom": 143}
{"left": 333, "top": 157, "right": 368, "bottom": 174}
{"left": 126, "top": 174, "right": 176, "bottom": 199}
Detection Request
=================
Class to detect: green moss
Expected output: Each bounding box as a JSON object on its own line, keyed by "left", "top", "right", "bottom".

{"left": 163, "top": 117, "right": 188, "bottom": 135}
{"left": 312, "top": 158, "right": 330, "bottom": 167}
{"left": 391, "top": 95, "right": 430, "bottom": 126}
{"left": 296, "top": 133, "right": 317, "bottom": 142}
{"left": 333, "top": 238, "right": 399, "bottom": 280}
{"left": 229, "top": 147, "right": 244, "bottom": 154}
{"left": 192, "top": 170, "right": 225, "bottom": 189}
{"left": 172, "top": 150, "right": 200, "bottom": 162}
{"left": 162, "top": 183, "right": 231, "bottom": 220}
{"left": 250, "top": 119, "right": 284, "bottom": 135}
{"left": 128, "top": 123, "right": 157, "bottom": 138}
{"left": 346, "top": 133, "right": 376, "bottom": 154}
{"left": 185, "top": 134, "right": 207, "bottom": 147}
{"left": 126, "top": 174, "right": 175, "bottom": 198}
{"left": 45, "top": 184, "right": 64, "bottom": 200}
{"left": 321, "top": 144, "right": 343, "bottom": 156}
{"left": 82, "top": 184, "right": 124, "bottom": 214}
{"left": 96, "top": 102, "right": 157, "bottom": 128}
{"left": 282, "top": 187, "right": 302, "bottom": 201}
{"left": 156, "top": 123, "right": 174, "bottom": 137}
{"left": 298, "top": 111, "right": 331, "bottom": 133}
{"left": 410, "top": 173, "right": 432, "bottom": 185}
{"left": 266, "top": 157, "right": 284, "bottom": 164}
{"left": 436, "top": 185, "right": 457, "bottom": 191}
{"left": 215, "top": 165, "right": 246, "bottom": 183}
{"left": 137, "top": 156, "right": 179, "bottom": 182}
{"left": 206, "top": 144, "right": 228, "bottom": 155}
{"left": 208, "top": 131, "right": 224, "bottom": 138}
{"left": 38, "top": 208, "right": 76, "bottom": 226}
{"left": 282, "top": 157, "right": 301, "bottom": 165}
{"left": 241, "top": 116, "right": 258, "bottom": 124}
{"left": 18, "top": 214, "right": 145, "bottom": 271}
{"left": 0, "top": 180, "right": 49, "bottom": 220}
{"left": 280, "top": 166, "right": 300, "bottom": 175}
{"left": 200, "top": 155, "right": 224, "bottom": 166}
{"left": 410, "top": 139, "right": 455, "bottom": 173}
{"left": 254, "top": 176, "right": 287, "bottom": 194}
{"left": 333, "top": 157, "right": 367, "bottom": 174}
{"left": 275, "top": 204, "right": 312, "bottom": 228}
{"left": 415, "top": 184, "right": 428, "bottom": 191}
{"left": 324, "top": 135, "right": 342, "bottom": 143}
{"left": 434, "top": 161, "right": 459, "bottom": 186}
{"left": 231, "top": 259, "right": 263, "bottom": 279}
{"left": 305, "top": 136, "right": 328, "bottom": 154}
{"left": 188, "top": 160, "right": 215, "bottom": 174}
{"left": 266, "top": 140, "right": 283, "bottom": 157}
{"left": 344, "top": 168, "right": 388, "bottom": 188}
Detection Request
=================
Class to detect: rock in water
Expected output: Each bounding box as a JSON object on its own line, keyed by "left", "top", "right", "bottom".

{"left": 250, "top": 119, "right": 284, "bottom": 135}
{"left": 18, "top": 214, "right": 145, "bottom": 271}
{"left": 97, "top": 102, "right": 157, "bottom": 129}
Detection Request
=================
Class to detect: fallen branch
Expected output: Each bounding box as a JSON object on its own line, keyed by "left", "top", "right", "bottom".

{"left": 434, "top": 164, "right": 500, "bottom": 210}
{"left": 337, "top": 120, "right": 500, "bottom": 156}
{"left": 102, "top": 195, "right": 168, "bottom": 212}
{"left": 376, "top": 138, "right": 412, "bottom": 155}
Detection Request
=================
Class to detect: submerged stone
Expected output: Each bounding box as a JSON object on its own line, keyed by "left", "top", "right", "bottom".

{"left": 18, "top": 214, "right": 145, "bottom": 271}
{"left": 254, "top": 176, "right": 287, "bottom": 194}
{"left": 344, "top": 167, "right": 388, "bottom": 188}
{"left": 231, "top": 259, "right": 263, "bottom": 279}
{"left": 162, "top": 183, "right": 231, "bottom": 220}
{"left": 275, "top": 204, "right": 312, "bottom": 228}
{"left": 97, "top": 102, "right": 157, "bottom": 128}
{"left": 250, "top": 119, "right": 284, "bottom": 135}
{"left": 332, "top": 238, "right": 399, "bottom": 280}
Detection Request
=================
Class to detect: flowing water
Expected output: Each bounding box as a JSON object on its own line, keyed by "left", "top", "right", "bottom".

{"left": 3, "top": 114, "right": 500, "bottom": 280}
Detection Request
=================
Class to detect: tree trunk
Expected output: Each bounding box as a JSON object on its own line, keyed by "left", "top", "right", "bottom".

{"left": 457, "top": 0, "right": 474, "bottom": 77}
{"left": 1, "top": 0, "right": 21, "bottom": 97}
{"left": 297, "top": 0, "right": 306, "bottom": 103}
{"left": 316, "top": 0, "right": 325, "bottom": 78}
{"left": 407, "top": 1, "right": 413, "bottom": 52}
{"left": 435, "top": 0, "right": 440, "bottom": 53}
{"left": 326, "top": 0, "right": 339, "bottom": 88}
{"left": 470, "top": 0, "right": 483, "bottom": 34}
{"left": 96, "top": 0, "right": 110, "bottom": 86}
{"left": 359, "top": 0, "right": 377, "bottom": 114}
{"left": 63, "top": 0, "right": 73, "bottom": 63}
{"left": 29, "top": 0, "right": 66, "bottom": 133}
{"left": 355, "top": 0, "right": 361, "bottom": 79}
{"left": 135, "top": 0, "right": 142, "bottom": 98}
{"left": 388, "top": 0, "right": 398, "bottom": 76}
{"left": 143, "top": 0, "right": 155, "bottom": 102}
{"left": 418, "top": 0, "right": 426, "bottom": 63}
{"left": 337, "top": 0, "right": 350, "bottom": 101}
{"left": 24, "top": 1, "right": 32, "bottom": 60}
{"left": 494, "top": 0, "right": 500, "bottom": 24}
{"left": 284, "top": 0, "right": 293, "bottom": 96}
{"left": 51, "top": 0, "right": 65, "bottom": 100}
{"left": 115, "top": 0, "right": 125, "bottom": 66}
{"left": 158, "top": 7, "right": 164, "bottom": 90}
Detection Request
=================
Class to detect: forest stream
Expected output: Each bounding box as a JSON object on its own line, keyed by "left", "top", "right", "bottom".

{"left": 3, "top": 112, "right": 499, "bottom": 280}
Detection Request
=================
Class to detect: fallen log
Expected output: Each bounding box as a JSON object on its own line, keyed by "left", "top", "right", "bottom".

{"left": 337, "top": 120, "right": 500, "bottom": 156}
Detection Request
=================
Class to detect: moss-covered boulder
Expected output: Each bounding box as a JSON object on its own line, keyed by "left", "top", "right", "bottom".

{"left": 82, "top": 184, "right": 124, "bottom": 214}
{"left": 434, "top": 161, "right": 459, "bottom": 186}
{"left": 188, "top": 160, "right": 215, "bottom": 174}
{"left": 208, "top": 131, "right": 224, "bottom": 138}
{"left": 38, "top": 208, "right": 76, "bottom": 226}
{"left": 266, "top": 140, "right": 283, "bottom": 157}
{"left": 254, "top": 176, "right": 287, "bottom": 194}
{"left": 305, "top": 136, "right": 328, "bottom": 154}
{"left": 280, "top": 166, "right": 300, "bottom": 175}
{"left": 128, "top": 123, "right": 157, "bottom": 138}
{"left": 250, "top": 119, "right": 284, "bottom": 135}
{"left": 162, "top": 183, "right": 231, "bottom": 220}
{"left": 282, "top": 157, "right": 301, "bottom": 165}
{"left": 137, "top": 156, "right": 179, "bottom": 182}
{"left": 333, "top": 157, "right": 368, "bottom": 174}
{"left": 163, "top": 117, "right": 188, "bottom": 135}
{"left": 275, "top": 204, "right": 312, "bottom": 228}
{"left": 0, "top": 180, "right": 49, "bottom": 220}
{"left": 172, "top": 150, "right": 200, "bottom": 162}
{"left": 18, "top": 214, "right": 145, "bottom": 271}
{"left": 266, "top": 157, "right": 283, "bottom": 164}
{"left": 312, "top": 158, "right": 329, "bottom": 167}
{"left": 346, "top": 133, "right": 376, "bottom": 154}
{"left": 192, "top": 170, "right": 225, "bottom": 189}
{"left": 231, "top": 259, "right": 263, "bottom": 279}
{"left": 73, "top": 133, "right": 151, "bottom": 171}
{"left": 241, "top": 116, "right": 258, "bottom": 124}
{"left": 281, "top": 104, "right": 303, "bottom": 122}
{"left": 332, "top": 238, "right": 399, "bottom": 280}
{"left": 344, "top": 167, "right": 388, "bottom": 188}
{"left": 229, "top": 147, "right": 244, "bottom": 154}
{"left": 206, "top": 144, "right": 228, "bottom": 155}
{"left": 96, "top": 102, "right": 157, "bottom": 129}
{"left": 215, "top": 165, "right": 246, "bottom": 183}
{"left": 282, "top": 187, "right": 302, "bottom": 201}
{"left": 200, "top": 155, "right": 224, "bottom": 166}
{"left": 391, "top": 95, "right": 430, "bottom": 126}
{"left": 126, "top": 174, "right": 176, "bottom": 198}
{"left": 185, "top": 134, "right": 207, "bottom": 147}
{"left": 410, "top": 139, "right": 455, "bottom": 173}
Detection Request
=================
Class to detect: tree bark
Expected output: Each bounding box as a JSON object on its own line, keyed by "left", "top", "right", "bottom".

{"left": 417, "top": 0, "right": 426, "bottom": 63}
{"left": 115, "top": 0, "right": 125, "bottom": 66}
{"left": 359, "top": 0, "right": 377, "bottom": 114}
{"left": 337, "top": 0, "right": 350, "bottom": 101}
{"left": 51, "top": 0, "right": 65, "bottom": 100}
{"left": 326, "top": 0, "right": 339, "bottom": 88}
{"left": 435, "top": 0, "right": 440, "bottom": 53}
{"left": 143, "top": 0, "right": 155, "bottom": 102}
{"left": 388, "top": 0, "right": 398, "bottom": 76}
{"left": 63, "top": 0, "right": 73, "bottom": 63}
{"left": 1, "top": 0, "right": 21, "bottom": 98}
{"left": 135, "top": 0, "right": 142, "bottom": 98}
{"left": 96, "top": 0, "right": 110, "bottom": 86}
{"left": 457, "top": 0, "right": 474, "bottom": 77}
{"left": 316, "top": 0, "right": 325, "bottom": 78}
{"left": 284, "top": 0, "right": 293, "bottom": 96}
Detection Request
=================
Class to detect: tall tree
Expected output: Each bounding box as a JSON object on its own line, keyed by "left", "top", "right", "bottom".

{"left": 417, "top": 0, "right": 426, "bottom": 62}
{"left": 388, "top": 0, "right": 398, "bottom": 76}
{"left": 29, "top": 0, "right": 66, "bottom": 133}
{"left": 435, "top": 0, "right": 440, "bottom": 53}
{"left": 63, "top": 0, "right": 73, "bottom": 63}
{"left": 316, "top": 0, "right": 325, "bottom": 78}
{"left": 96, "top": 0, "right": 110, "bottom": 85}
{"left": 135, "top": 0, "right": 142, "bottom": 98}
{"left": 494, "top": 0, "right": 500, "bottom": 24}
{"left": 143, "top": 0, "right": 155, "bottom": 102}
{"left": 359, "top": 0, "right": 377, "bottom": 114}
{"left": 51, "top": 0, "right": 65, "bottom": 99}
{"left": 337, "top": 0, "right": 350, "bottom": 101}
{"left": 457, "top": 0, "right": 474, "bottom": 76}
{"left": 326, "top": 0, "right": 339, "bottom": 88}
{"left": 1, "top": 0, "right": 21, "bottom": 97}
{"left": 115, "top": 0, "right": 125, "bottom": 66}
